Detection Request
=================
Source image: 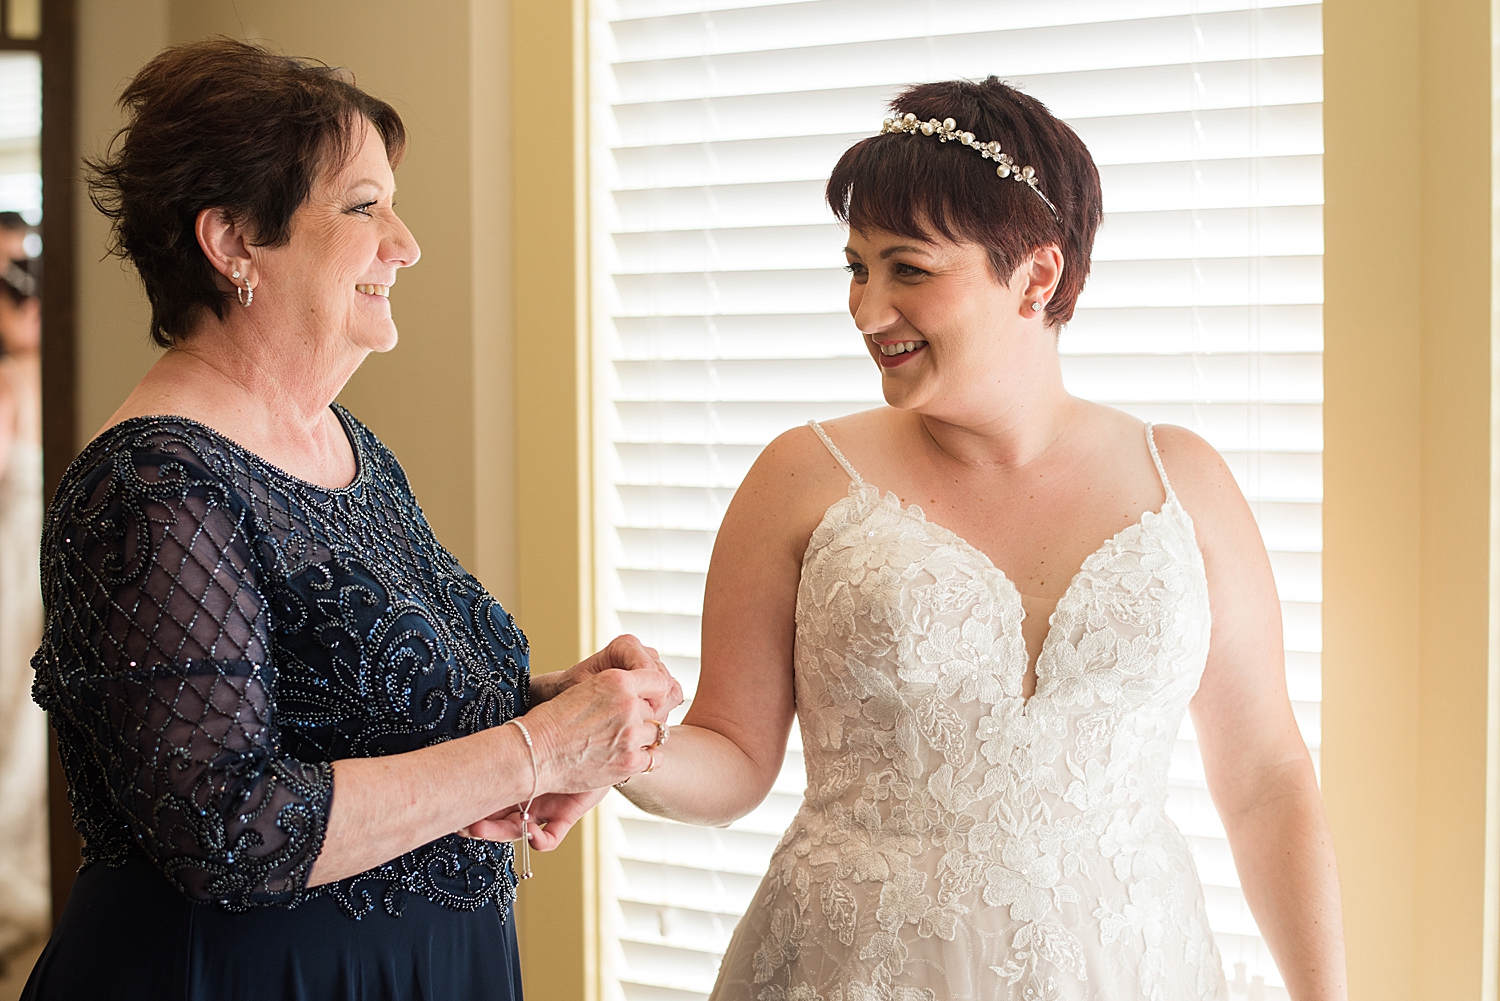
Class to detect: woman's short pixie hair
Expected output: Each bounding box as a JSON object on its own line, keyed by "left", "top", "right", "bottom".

{"left": 87, "top": 39, "right": 407, "bottom": 347}
{"left": 827, "top": 77, "right": 1102, "bottom": 327}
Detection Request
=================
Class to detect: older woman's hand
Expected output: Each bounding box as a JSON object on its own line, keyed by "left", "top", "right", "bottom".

{"left": 531, "top": 634, "right": 683, "bottom": 718}
{"left": 456, "top": 788, "right": 609, "bottom": 848}
{"left": 453, "top": 648, "right": 680, "bottom": 849}
{"left": 524, "top": 663, "right": 681, "bottom": 794}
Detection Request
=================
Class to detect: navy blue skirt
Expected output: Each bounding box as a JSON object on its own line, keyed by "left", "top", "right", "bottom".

{"left": 22, "top": 855, "right": 523, "bottom": 1001}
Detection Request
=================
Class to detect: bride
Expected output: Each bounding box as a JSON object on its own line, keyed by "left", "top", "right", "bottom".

{"left": 615, "top": 78, "right": 1345, "bottom": 1000}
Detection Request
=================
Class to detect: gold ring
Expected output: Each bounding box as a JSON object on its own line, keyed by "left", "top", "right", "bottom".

{"left": 648, "top": 719, "right": 668, "bottom": 748}
{"left": 644, "top": 749, "right": 656, "bottom": 774}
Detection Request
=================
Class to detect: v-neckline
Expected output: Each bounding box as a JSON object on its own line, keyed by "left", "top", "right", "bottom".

{"left": 870, "top": 481, "right": 1172, "bottom": 604}
{"left": 807, "top": 479, "right": 1178, "bottom": 705}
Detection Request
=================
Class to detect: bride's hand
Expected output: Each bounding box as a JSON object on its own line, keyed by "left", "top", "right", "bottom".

{"left": 457, "top": 788, "right": 610, "bottom": 850}
{"left": 531, "top": 634, "right": 683, "bottom": 716}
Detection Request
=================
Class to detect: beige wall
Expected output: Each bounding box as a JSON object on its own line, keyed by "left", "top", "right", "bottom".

{"left": 74, "top": 0, "right": 165, "bottom": 447}
{"left": 508, "top": 2, "right": 594, "bottom": 996}
{"left": 1323, "top": 0, "right": 1499, "bottom": 998}
{"left": 72, "top": 0, "right": 516, "bottom": 602}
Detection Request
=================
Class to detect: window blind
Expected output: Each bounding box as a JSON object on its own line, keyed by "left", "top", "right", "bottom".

{"left": 0, "top": 51, "right": 41, "bottom": 219}
{"left": 589, "top": 4, "right": 1322, "bottom": 999}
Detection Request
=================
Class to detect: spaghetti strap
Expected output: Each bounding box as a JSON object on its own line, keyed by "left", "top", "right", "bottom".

{"left": 1144, "top": 423, "right": 1177, "bottom": 502}
{"left": 807, "top": 420, "right": 863, "bottom": 484}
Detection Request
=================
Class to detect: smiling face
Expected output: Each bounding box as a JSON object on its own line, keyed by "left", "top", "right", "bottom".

{"left": 250, "top": 118, "right": 419, "bottom": 355}
{"left": 844, "top": 226, "right": 1059, "bottom": 422}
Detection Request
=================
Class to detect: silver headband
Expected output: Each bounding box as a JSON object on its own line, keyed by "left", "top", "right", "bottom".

{"left": 879, "top": 113, "right": 1059, "bottom": 221}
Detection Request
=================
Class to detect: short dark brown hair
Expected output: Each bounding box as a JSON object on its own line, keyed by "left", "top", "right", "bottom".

{"left": 86, "top": 38, "right": 407, "bottom": 347}
{"left": 827, "top": 77, "right": 1102, "bottom": 326}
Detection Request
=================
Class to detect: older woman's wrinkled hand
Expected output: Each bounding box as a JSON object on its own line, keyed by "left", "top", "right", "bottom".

{"left": 523, "top": 663, "right": 679, "bottom": 794}
{"left": 456, "top": 787, "right": 609, "bottom": 848}
{"left": 531, "top": 634, "right": 682, "bottom": 718}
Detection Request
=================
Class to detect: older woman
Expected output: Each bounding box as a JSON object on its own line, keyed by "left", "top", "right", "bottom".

{"left": 619, "top": 78, "right": 1346, "bottom": 1000}
{"left": 21, "top": 40, "right": 678, "bottom": 1001}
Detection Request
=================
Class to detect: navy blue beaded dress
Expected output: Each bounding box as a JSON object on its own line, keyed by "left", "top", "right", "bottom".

{"left": 22, "top": 406, "right": 528, "bottom": 1001}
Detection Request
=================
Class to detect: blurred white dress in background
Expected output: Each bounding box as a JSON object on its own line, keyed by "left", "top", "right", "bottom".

{"left": 0, "top": 285, "right": 49, "bottom": 965}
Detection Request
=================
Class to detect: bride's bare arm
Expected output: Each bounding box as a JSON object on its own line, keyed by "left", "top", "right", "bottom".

{"left": 1156, "top": 425, "right": 1347, "bottom": 1001}
{"left": 618, "top": 427, "right": 844, "bottom": 826}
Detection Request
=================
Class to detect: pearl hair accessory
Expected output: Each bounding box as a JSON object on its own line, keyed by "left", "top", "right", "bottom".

{"left": 879, "top": 113, "right": 1060, "bottom": 221}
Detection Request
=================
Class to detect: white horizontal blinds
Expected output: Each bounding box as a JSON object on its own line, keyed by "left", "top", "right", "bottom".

{"left": 590, "top": 3, "right": 1322, "bottom": 1000}
{"left": 0, "top": 52, "right": 41, "bottom": 217}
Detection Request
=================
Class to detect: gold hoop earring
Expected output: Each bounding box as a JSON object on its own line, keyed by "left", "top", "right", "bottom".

{"left": 236, "top": 275, "right": 254, "bottom": 307}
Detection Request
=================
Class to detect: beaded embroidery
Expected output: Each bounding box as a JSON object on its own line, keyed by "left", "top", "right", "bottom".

{"left": 31, "top": 407, "right": 528, "bottom": 918}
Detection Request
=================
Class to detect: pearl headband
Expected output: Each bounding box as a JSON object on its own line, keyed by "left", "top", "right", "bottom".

{"left": 879, "top": 113, "right": 1060, "bottom": 221}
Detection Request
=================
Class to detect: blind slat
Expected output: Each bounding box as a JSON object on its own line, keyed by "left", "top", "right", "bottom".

{"left": 612, "top": 354, "right": 1323, "bottom": 404}
{"left": 612, "top": 7, "right": 1320, "bottom": 98}
{"left": 611, "top": 306, "right": 1324, "bottom": 358}
{"left": 618, "top": 0, "right": 1310, "bottom": 27}
{"left": 611, "top": 207, "right": 1323, "bottom": 269}
{"left": 612, "top": 57, "right": 1320, "bottom": 143}
{"left": 610, "top": 127, "right": 1321, "bottom": 188}
{"left": 610, "top": 256, "right": 1322, "bottom": 315}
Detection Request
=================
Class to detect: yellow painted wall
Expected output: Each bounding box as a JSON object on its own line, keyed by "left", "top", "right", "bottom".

{"left": 74, "top": 0, "right": 166, "bottom": 445}
{"left": 509, "top": 1, "right": 595, "bottom": 996}
{"left": 1413, "top": 2, "right": 1496, "bottom": 993}
{"left": 1323, "top": 1, "right": 1498, "bottom": 998}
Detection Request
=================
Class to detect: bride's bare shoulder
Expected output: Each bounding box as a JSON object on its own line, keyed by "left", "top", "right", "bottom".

{"left": 1148, "top": 424, "right": 1235, "bottom": 484}
{"left": 742, "top": 420, "right": 859, "bottom": 500}
{"left": 1147, "top": 423, "right": 1254, "bottom": 530}
{"left": 722, "top": 411, "right": 888, "bottom": 551}
{"left": 750, "top": 410, "right": 897, "bottom": 486}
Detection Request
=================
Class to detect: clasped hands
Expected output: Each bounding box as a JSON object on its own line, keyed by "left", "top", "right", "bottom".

{"left": 456, "top": 634, "right": 682, "bottom": 850}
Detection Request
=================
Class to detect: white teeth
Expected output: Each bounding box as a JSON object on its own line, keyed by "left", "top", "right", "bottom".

{"left": 356, "top": 284, "right": 390, "bottom": 297}
{"left": 878, "top": 340, "right": 925, "bottom": 356}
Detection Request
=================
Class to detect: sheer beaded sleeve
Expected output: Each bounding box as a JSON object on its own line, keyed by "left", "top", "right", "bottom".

{"left": 37, "top": 432, "right": 333, "bottom": 909}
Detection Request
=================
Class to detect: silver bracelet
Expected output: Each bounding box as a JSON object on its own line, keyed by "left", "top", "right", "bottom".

{"left": 506, "top": 717, "right": 539, "bottom": 880}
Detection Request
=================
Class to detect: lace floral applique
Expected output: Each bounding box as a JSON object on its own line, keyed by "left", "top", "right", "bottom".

{"left": 712, "top": 457, "right": 1226, "bottom": 1000}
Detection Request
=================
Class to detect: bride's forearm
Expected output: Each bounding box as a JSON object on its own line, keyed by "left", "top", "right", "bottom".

{"left": 1223, "top": 764, "right": 1346, "bottom": 1000}
{"left": 616, "top": 724, "right": 776, "bottom": 827}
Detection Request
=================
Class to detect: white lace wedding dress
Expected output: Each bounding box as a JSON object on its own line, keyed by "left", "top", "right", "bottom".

{"left": 710, "top": 422, "right": 1229, "bottom": 1001}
